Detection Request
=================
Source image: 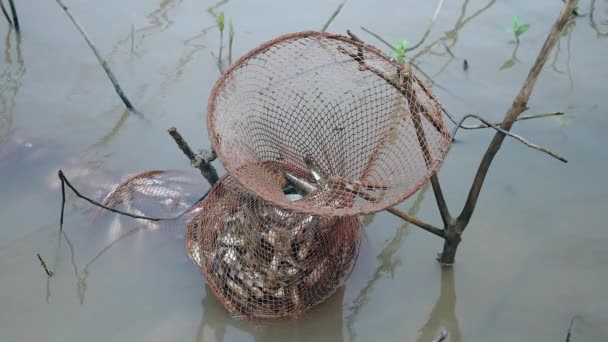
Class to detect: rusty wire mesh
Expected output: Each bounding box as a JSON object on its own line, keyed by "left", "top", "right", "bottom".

{"left": 208, "top": 31, "right": 451, "bottom": 217}
{"left": 186, "top": 173, "right": 361, "bottom": 319}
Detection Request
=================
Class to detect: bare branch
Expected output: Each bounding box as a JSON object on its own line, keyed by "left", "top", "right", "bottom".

{"left": 57, "top": 170, "right": 209, "bottom": 226}
{"left": 457, "top": 0, "right": 577, "bottom": 228}
{"left": 443, "top": 108, "right": 564, "bottom": 130}
{"left": 386, "top": 207, "right": 445, "bottom": 238}
{"left": 321, "top": 0, "right": 348, "bottom": 32}
{"left": 452, "top": 114, "right": 567, "bottom": 162}
{"left": 168, "top": 127, "right": 219, "bottom": 186}
{"left": 55, "top": 0, "right": 137, "bottom": 113}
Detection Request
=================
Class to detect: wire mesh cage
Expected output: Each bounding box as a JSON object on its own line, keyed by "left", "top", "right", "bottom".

{"left": 208, "top": 31, "right": 451, "bottom": 217}
{"left": 186, "top": 173, "right": 361, "bottom": 319}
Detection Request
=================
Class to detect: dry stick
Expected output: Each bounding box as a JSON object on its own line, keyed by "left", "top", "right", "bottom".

{"left": 444, "top": 0, "right": 578, "bottom": 263}
{"left": 404, "top": 0, "right": 444, "bottom": 53}
{"left": 321, "top": 0, "right": 348, "bottom": 32}
{"left": 1, "top": 0, "right": 12, "bottom": 26}
{"left": 37, "top": 253, "right": 53, "bottom": 277}
{"left": 452, "top": 114, "right": 567, "bottom": 162}
{"left": 7, "top": 0, "right": 17, "bottom": 32}
{"left": 167, "top": 127, "right": 219, "bottom": 186}
{"left": 385, "top": 207, "right": 445, "bottom": 238}
{"left": 55, "top": 0, "right": 136, "bottom": 113}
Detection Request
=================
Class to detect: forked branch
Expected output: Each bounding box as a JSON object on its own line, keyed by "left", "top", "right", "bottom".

{"left": 456, "top": 0, "right": 577, "bottom": 229}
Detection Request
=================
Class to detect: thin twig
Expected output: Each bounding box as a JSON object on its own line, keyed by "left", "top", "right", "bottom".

{"left": 168, "top": 127, "right": 219, "bottom": 186}
{"left": 55, "top": 0, "right": 137, "bottom": 113}
{"left": 457, "top": 0, "right": 577, "bottom": 228}
{"left": 386, "top": 207, "right": 445, "bottom": 238}
{"left": 321, "top": 0, "right": 348, "bottom": 32}
{"left": 1, "top": 0, "right": 12, "bottom": 26}
{"left": 447, "top": 110, "right": 564, "bottom": 130}
{"left": 57, "top": 170, "right": 209, "bottom": 224}
{"left": 60, "top": 172, "right": 66, "bottom": 230}
{"left": 404, "top": 0, "right": 444, "bottom": 53}
{"left": 37, "top": 253, "right": 53, "bottom": 277}
{"left": 452, "top": 114, "right": 567, "bottom": 162}
{"left": 7, "top": 0, "right": 18, "bottom": 33}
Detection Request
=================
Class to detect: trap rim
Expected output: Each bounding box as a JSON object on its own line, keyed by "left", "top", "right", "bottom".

{"left": 207, "top": 30, "right": 449, "bottom": 217}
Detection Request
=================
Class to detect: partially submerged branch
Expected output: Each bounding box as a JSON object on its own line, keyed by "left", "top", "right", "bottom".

{"left": 55, "top": 0, "right": 137, "bottom": 113}
{"left": 7, "top": 0, "right": 18, "bottom": 33}
{"left": 1, "top": 0, "right": 13, "bottom": 26}
{"left": 167, "top": 127, "right": 219, "bottom": 186}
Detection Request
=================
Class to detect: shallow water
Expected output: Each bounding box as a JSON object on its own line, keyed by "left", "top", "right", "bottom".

{"left": 1, "top": 0, "right": 607, "bottom": 341}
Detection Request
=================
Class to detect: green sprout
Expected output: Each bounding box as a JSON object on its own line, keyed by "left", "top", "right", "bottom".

{"left": 390, "top": 39, "right": 409, "bottom": 63}
{"left": 506, "top": 16, "right": 530, "bottom": 43}
{"left": 217, "top": 12, "right": 225, "bottom": 33}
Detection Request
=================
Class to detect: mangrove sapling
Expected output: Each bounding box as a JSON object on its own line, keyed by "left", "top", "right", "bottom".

{"left": 321, "top": 0, "right": 348, "bottom": 32}
{"left": 228, "top": 18, "right": 234, "bottom": 65}
{"left": 507, "top": 15, "right": 530, "bottom": 43}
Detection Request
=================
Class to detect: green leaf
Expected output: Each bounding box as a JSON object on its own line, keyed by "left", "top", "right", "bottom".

{"left": 499, "top": 58, "right": 516, "bottom": 70}
{"left": 512, "top": 15, "right": 521, "bottom": 27}
{"left": 217, "top": 12, "right": 225, "bottom": 33}
{"left": 515, "top": 23, "right": 530, "bottom": 36}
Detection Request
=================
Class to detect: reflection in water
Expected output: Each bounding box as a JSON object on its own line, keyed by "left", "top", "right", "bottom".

{"left": 551, "top": 20, "right": 576, "bottom": 90}
{"left": 499, "top": 42, "right": 520, "bottom": 71}
{"left": 0, "top": 27, "right": 25, "bottom": 147}
{"left": 416, "top": 268, "right": 461, "bottom": 342}
{"left": 589, "top": 0, "right": 608, "bottom": 37}
{"left": 57, "top": 226, "right": 146, "bottom": 305}
{"left": 195, "top": 286, "right": 346, "bottom": 341}
{"left": 346, "top": 183, "right": 430, "bottom": 341}
{"left": 411, "top": 0, "right": 497, "bottom": 77}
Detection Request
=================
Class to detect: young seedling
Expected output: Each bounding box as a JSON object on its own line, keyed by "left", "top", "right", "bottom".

{"left": 217, "top": 12, "right": 225, "bottom": 62}
{"left": 506, "top": 15, "right": 530, "bottom": 43}
{"left": 390, "top": 39, "right": 409, "bottom": 63}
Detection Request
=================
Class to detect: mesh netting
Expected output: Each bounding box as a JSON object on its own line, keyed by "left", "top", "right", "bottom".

{"left": 186, "top": 173, "right": 361, "bottom": 319}
{"left": 208, "top": 31, "right": 451, "bottom": 216}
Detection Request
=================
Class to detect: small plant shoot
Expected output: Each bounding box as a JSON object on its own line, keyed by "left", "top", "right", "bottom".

{"left": 507, "top": 15, "right": 530, "bottom": 43}
{"left": 391, "top": 39, "right": 409, "bottom": 63}
{"left": 217, "top": 12, "right": 225, "bottom": 33}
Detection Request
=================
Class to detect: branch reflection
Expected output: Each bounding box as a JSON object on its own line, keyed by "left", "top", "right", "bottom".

{"left": 346, "top": 182, "right": 430, "bottom": 341}
{"left": 416, "top": 268, "right": 461, "bottom": 342}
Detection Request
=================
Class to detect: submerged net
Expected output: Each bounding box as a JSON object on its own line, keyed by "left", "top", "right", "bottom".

{"left": 186, "top": 173, "right": 361, "bottom": 319}
{"left": 208, "top": 31, "right": 451, "bottom": 217}
{"left": 188, "top": 31, "right": 451, "bottom": 319}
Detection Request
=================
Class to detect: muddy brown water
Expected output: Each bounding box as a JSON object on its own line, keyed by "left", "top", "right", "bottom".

{"left": 1, "top": 0, "right": 607, "bottom": 341}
